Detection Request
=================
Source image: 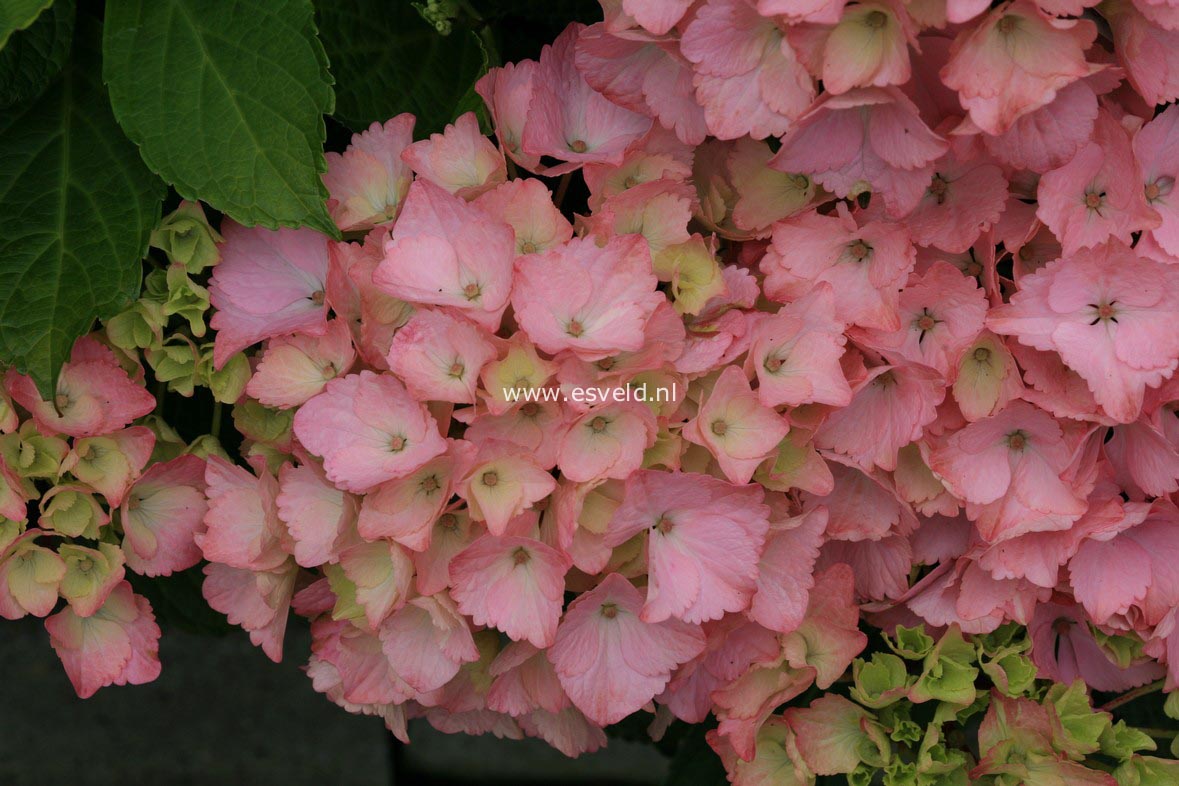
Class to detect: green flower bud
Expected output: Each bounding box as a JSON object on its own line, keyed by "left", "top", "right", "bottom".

{"left": 40, "top": 485, "right": 107, "bottom": 538}
{"left": 187, "top": 434, "right": 230, "bottom": 462}
{"left": 0, "top": 421, "right": 68, "bottom": 479}
{"left": 142, "top": 267, "right": 169, "bottom": 302}
{"left": 162, "top": 264, "right": 211, "bottom": 337}
{"left": 1045, "top": 680, "right": 1109, "bottom": 759}
{"left": 1100, "top": 721, "right": 1156, "bottom": 761}
{"left": 1114, "top": 755, "right": 1179, "bottom": 786}
{"left": 910, "top": 625, "right": 979, "bottom": 706}
{"left": 147, "top": 335, "right": 201, "bottom": 397}
{"left": 232, "top": 399, "right": 294, "bottom": 449}
{"left": 852, "top": 653, "right": 912, "bottom": 709}
{"left": 58, "top": 542, "right": 125, "bottom": 616}
{"left": 1164, "top": 690, "right": 1179, "bottom": 721}
{"left": 0, "top": 518, "right": 25, "bottom": 553}
{"left": 980, "top": 646, "right": 1037, "bottom": 697}
{"left": 886, "top": 624, "right": 935, "bottom": 660}
{"left": 201, "top": 347, "right": 250, "bottom": 404}
{"left": 106, "top": 299, "right": 167, "bottom": 352}
{"left": 150, "top": 201, "right": 222, "bottom": 272}
{"left": 142, "top": 415, "right": 187, "bottom": 464}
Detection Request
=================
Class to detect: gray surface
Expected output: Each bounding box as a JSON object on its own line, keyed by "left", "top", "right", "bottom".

{"left": 0, "top": 617, "right": 390, "bottom": 786}
{"left": 0, "top": 615, "right": 671, "bottom": 785}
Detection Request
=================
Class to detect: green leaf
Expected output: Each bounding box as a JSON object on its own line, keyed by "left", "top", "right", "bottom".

{"left": 102, "top": 0, "right": 337, "bottom": 236}
{"left": 0, "top": 0, "right": 53, "bottom": 49}
{"left": 317, "top": 0, "right": 489, "bottom": 137}
{"left": 0, "top": 0, "right": 72, "bottom": 108}
{"left": 0, "top": 19, "right": 164, "bottom": 398}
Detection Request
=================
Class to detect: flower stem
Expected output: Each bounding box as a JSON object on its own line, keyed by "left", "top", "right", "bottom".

{"left": 1100, "top": 679, "right": 1165, "bottom": 712}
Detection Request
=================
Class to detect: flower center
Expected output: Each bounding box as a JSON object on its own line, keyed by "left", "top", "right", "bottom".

{"left": 566, "top": 319, "right": 585, "bottom": 338}
{"left": 764, "top": 355, "right": 784, "bottom": 373}
{"left": 421, "top": 475, "right": 440, "bottom": 493}
{"left": 439, "top": 513, "right": 458, "bottom": 531}
{"left": 520, "top": 402, "right": 540, "bottom": 418}
{"left": 589, "top": 416, "right": 608, "bottom": 433}
{"left": 77, "top": 558, "right": 93, "bottom": 573}
{"left": 1146, "top": 182, "right": 1161, "bottom": 201}
{"left": 996, "top": 14, "right": 1018, "bottom": 34}
{"left": 710, "top": 420, "right": 728, "bottom": 437}
{"left": 463, "top": 282, "right": 481, "bottom": 301}
{"left": 54, "top": 393, "right": 70, "bottom": 411}
{"left": 569, "top": 139, "right": 588, "bottom": 154}
{"left": 1084, "top": 191, "right": 1105, "bottom": 210}
{"left": 916, "top": 313, "right": 936, "bottom": 332}
{"left": 520, "top": 240, "right": 537, "bottom": 254}
{"left": 596, "top": 357, "right": 616, "bottom": 371}
{"left": 654, "top": 515, "right": 675, "bottom": 535}
{"left": 512, "top": 547, "right": 531, "bottom": 566}
{"left": 482, "top": 471, "right": 499, "bottom": 487}
{"left": 972, "top": 347, "right": 992, "bottom": 363}
{"left": 448, "top": 361, "right": 465, "bottom": 379}
{"left": 600, "top": 602, "right": 619, "bottom": 619}
{"left": 864, "top": 9, "right": 888, "bottom": 28}
{"left": 311, "top": 290, "right": 325, "bottom": 305}
{"left": 389, "top": 436, "right": 406, "bottom": 452}
{"left": 928, "top": 174, "right": 949, "bottom": 205}
{"left": 1052, "top": 617, "right": 1073, "bottom": 636}
{"left": 1007, "top": 431, "right": 1027, "bottom": 451}
{"left": 1090, "top": 300, "right": 1119, "bottom": 324}
{"left": 849, "top": 240, "right": 871, "bottom": 261}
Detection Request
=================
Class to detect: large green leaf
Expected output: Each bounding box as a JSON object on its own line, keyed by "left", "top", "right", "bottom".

{"left": 102, "top": 0, "right": 337, "bottom": 237}
{"left": 317, "top": 0, "right": 488, "bottom": 137}
{"left": 0, "top": 20, "right": 164, "bottom": 398}
{"left": 0, "top": 0, "right": 53, "bottom": 49}
{"left": 0, "top": 0, "right": 73, "bottom": 109}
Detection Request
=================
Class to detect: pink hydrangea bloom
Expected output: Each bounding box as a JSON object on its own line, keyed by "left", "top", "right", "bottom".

{"left": 293, "top": 371, "right": 448, "bottom": 493}
{"left": 680, "top": 0, "right": 815, "bottom": 140}
{"left": 788, "top": 0, "right": 916, "bottom": 95}
{"left": 769, "top": 88, "right": 947, "bottom": 217}
{"left": 605, "top": 471, "right": 770, "bottom": 623}
{"left": 521, "top": 24, "right": 653, "bottom": 172}
{"left": 323, "top": 115, "right": 415, "bottom": 232}
{"left": 1036, "top": 110, "right": 1159, "bottom": 255}
{"left": 558, "top": 402, "right": 657, "bottom": 483}
{"left": 575, "top": 23, "right": 708, "bottom": 146}
{"left": 203, "top": 561, "right": 297, "bottom": 662}
{"left": 815, "top": 361, "right": 944, "bottom": 472}
{"left": 401, "top": 112, "right": 507, "bottom": 200}
{"left": 276, "top": 460, "right": 359, "bottom": 568}
{"left": 682, "top": 366, "right": 790, "bottom": 484}
{"left": 386, "top": 309, "right": 497, "bottom": 404}
{"left": 209, "top": 223, "right": 330, "bottom": 367}
{"left": 198, "top": 455, "right": 290, "bottom": 571}
{"left": 120, "top": 455, "right": 208, "bottom": 577}
{"left": 747, "top": 284, "right": 851, "bottom": 408}
{"left": 761, "top": 204, "right": 915, "bottom": 330}
{"left": 449, "top": 535, "right": 572, "bottom": 647}
{"left": 930, "top": 401, "right": 1088, "bottom": 543}
{"left": 547, "top": 573, "right": 705, "bottom": 726}
{"left": 246, "top": 319, "right": 356, "bottom": 409}
{"left": 5, "top": 337, "right": 155, "bottom": 438}
{"left": 512, "top": 235, "right": 661, "bottom": 358}
{"left": 45, "top": 581, "right": 161, "bottom": 698}
{"left": 850, "top": 261, "right": 987, "bottom": 378}
{"left": 1133, "top": 104, "right": 1179, "bottom": 258}
{"left": 476, "top": 60, "right": 541, "bottom": 171}
{"left": 374, "top": 180, "right": 515, "bottom": 331}
{"left": 940, "top": 0, "right": 1098, "bottom": 135}
{"left": 473, "top": 178, "right": 574, "bottom": 257}
{"left": 988, "top": 243, "right": 1179, "bottom": 423}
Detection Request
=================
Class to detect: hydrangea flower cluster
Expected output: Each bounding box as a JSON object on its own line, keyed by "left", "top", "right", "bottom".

{"left": 190, "top": 0, "right": 1179, "bottom": 774}
{"left": 8, "top": 0, "right": 1179, "bottom": 779}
